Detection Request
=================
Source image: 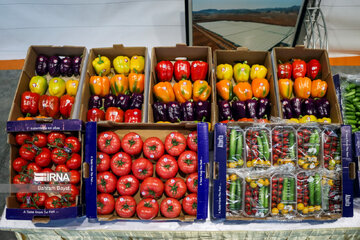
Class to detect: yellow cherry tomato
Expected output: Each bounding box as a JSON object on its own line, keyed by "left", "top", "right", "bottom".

{"left": 250, "top": 181, "right": 257, "bottom": 189}
{"left": 277, "top": 203, "right": 285, "bottom": 211}
{"left": 272, "top": 208, "right": 279, "bottom": 215}
{"left": 297, "top": 203, "right": 304, "bottom": 211}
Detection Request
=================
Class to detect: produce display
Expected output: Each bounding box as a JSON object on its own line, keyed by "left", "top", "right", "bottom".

{"left": 297, "top": 127, "right": 321, "bottom": 170}
{"left": 296, "top": 172, "right": 322, "bottom": 216}
{"left": 271, "top": 175, "right": 296, "bottom": 217}
{"left": 245, "top": 128, "right": 271, "bottom": 168}
{"left": 322, "top": 173, "right": 342, "bottom": 215}
{"left": 272, "top": 127, "right": 297, "bottom": 166}
{"left": 227, "top": 128, "right": 244, "bottom": 168}
{"left": 243, "top": 176, "right": 270, "bottom": 217}
{"left": 322, "top": 128, "right": 341, "bottom": 171}
{"left": 87, "top": 55, "right": 145, "bottom": 122}
{"left": 340, "top": 77, "right": 360, "bottom": 132}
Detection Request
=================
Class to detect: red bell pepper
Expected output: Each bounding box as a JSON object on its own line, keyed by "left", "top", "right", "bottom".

{"left": 191, "top": 61, "right": 208, "bottom": 81}
{"left": 87, "top": 108, "right": 105, "bottom": 122}
{"left": 124, "top": 109, "right": 141, "bottom": 123}
{"left": 307, "top": 59, "right": 321, "bottom": 80}
{"left": 21, "top": 91, "right": 40, "bottom": 116}
{"left": 105, "top": 107, "right": 124, "bottom": 122}
{"left": 60, "top": 95, "right": 74, "bottom": 119}
{"left": 155, "top": 61, "right": 173, "bottom": 82}
{"left": 277, "top": 61, "right": 292, "bottom": 79}
{"left": 174, "top": 60, "right": 190, "bottom": 81}
{"left": 38, "top": 95, "right": 60, "bottom": 118}
{"left": 292, "top": 59, "right": 306, "bottom": 79}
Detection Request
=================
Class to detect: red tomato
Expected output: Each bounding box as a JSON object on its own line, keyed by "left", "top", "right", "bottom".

{"left": 61, "top": 184, "right": 79, "bottom": 202}
{"left": 186, "top": 172, "right": 198, "bottom": 193}
{"left": 132, "top": 158, "right": 153, "bottom": 180}
{"left": 143, "top": 137, "right": 165, "bottom": 161}
{"left": 110, "top": 152, "right": 132, "bottom": 176}
{"left": 33, "top": 193, "right": 48, "bottom": 207}
{"left": 116, "top": 175, "right": 139, "bottom": 196}
{"left": 51, "top": 148, "right": 69, "bottom": 165}
{"left": 97, "top": 131, "right": 121, "bottom": 154}
{"left": 160, "top": 198, "right": 182, "bottom": 218}
{"left": 97, "top": 171, "right": 117, "bottom": 193}
{"left": 32, "top": 132, "right": 47, "bottom": 148}
{"left": 182, "top": 193, "right": 197, "bottom": 216}
{"left": 42, "top": 168, "right": 53, "bottom": 173}
{"left": 16, "top": 192, "right": 31, "bottom": 203}
{"left": 97, "top": 152, "right": 111, "bottom": 172}
{"left": 45, "top": 196, "right": 62, "bottom": 209}
{"left": 186, "top": 131, "right": 198, "bottom": 152}
{"left": 20, "top": 203, "right": 36, "bottom": 209}
{"left": 69, "top": 170, "right": 81, "bottom": 185}
{"left": 27, "top": 162, "right": 42, "bottom": 175}
{"left": 115, "top": 196, "right": 136, "bottom": 218}
{"left": 136, "top": 198, "right": 159, "bottom": 220}
{"left": 19, "top": 143, "right": 37, "bottom": 161}
{"left": 164, "top": 178, "right": 187, "bottom": 199}
{"left": 97, "top": 193, "right": 115, "bottom": 215}
{"left": 165, "top": 132, "right": 186, "bottom": 156}
{"left": 140, "top": 177, "right": 164, "bottom": 199}
{"left": 64, "top": 136, "right": 81, "bottom": 153}
{"left": 15, "top": 133, "right": 31, "bottom": 145}
{"left": 62, "top": 201, "right": 76, "bottom": 208}
{"left": 47, "top": 132, "right": 66, "bottom": 147}
{"left": 156, "top": 155, "right": 178, "bottom": 179}
{"left": 66, "top": 153, "right": 82, "bottom": 170}
{"left": 178, "top": 151, "right": 198, "bottom": 174}
{"left": 13, "top": 174, "right": 30, "bottom": 184}
{"left": 55, "top": 164, "right": 69, "bottom": 173}
{"left": 35, "top": 148, "right": 52, "bottom": 167}
{"left": 121, "top": 132, "right": 143, "bottom": 156}
{"left": 12, "top": 157, "right": 28, "bottom": 172}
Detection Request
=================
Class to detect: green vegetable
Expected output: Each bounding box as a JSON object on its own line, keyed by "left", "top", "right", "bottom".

{"left": 260, "top": 131, "right": 269, "bottom": 160}
{"left": 309, "top": 179, "right": 315, "bottom": 206}
{"left": 259, "top": 186, "right": 264, "bottom": 208}
{"left": 346, "top": 83, "right": 357, "bottom": 91}
{"left": 264, "top": 186, "right": 269, "bottom": 209}
{"left": 229, "top": 179, "right": 237, "bottom": 210}
{"left": 314, "top": 131, "right": 320, "bottom": 156}
{"left": 282, "top": 178, "right": 288, "bottom": 201}
{"left": 228, "top": 129, "right": 237, "bottom": 161}
{"left": 289, "top": 178, "right": 295, "bottom": 202}
{"left": 323, "top": 184, "right": 330, "bottom": 211}
{"left": 289, "top": 132, "right": 295, "bottom": 159}
{"left": 235, "top": 130, "right": 243, "bottom": 161}
{"left": 235, "top": 178, "right": 242, "bottom": 210}
{"left": 314, "top": 173, "right": 321, "bottom": 206}
{"left": 257, "top": 135, "right": 264, "bottom": 160}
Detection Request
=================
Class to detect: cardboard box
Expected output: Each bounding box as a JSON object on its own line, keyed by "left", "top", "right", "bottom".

{"left": 78, "top": 44, "right": 149, "bottom": 123}
{"left": 85, "top": 122, "right": 209, "bottom": 221}
{"left": 5, "top": 119, "right": 85, "bottom": 222}
{"left": 271, "top": 46, "right": 342, "bottom": 123}
{"left": 147, "top": 44, "right": 214, "bottom": 128}
{"left": 213, "top": 48, "right": 279, "bottom": 123}
{"left": 8, "top": 45, "right": 88, "bottom": 121}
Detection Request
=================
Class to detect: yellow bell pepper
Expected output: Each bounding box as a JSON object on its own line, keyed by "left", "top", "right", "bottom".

{"left": 287, "top": 118, "right": 299, "bottom": 123}
{"left": 216, "top": 64, "right": 233, "bottom": 81}
{"left": 216, "top": 79, "right": 232, "bottom": 100}
{"left": 113, "top": 56, "right": 130, "bottom": 75}
{"left": 110, "top": 74, "right": 129, "bottom": 96}
{"left": 173, "top": 80, "right": 192, "bottom": 103}
{"left": 299, "top": 115, "right": 317, "bottom": 123}
{"left": 65, "top": 79, "right": 79, "bottom": 97}
{"left": 92, "top": 55, "right": 111, "bottom": 76}
{"left": 193, "top": 80, "right": 211, "bottom": 102}
{"left": 130, "top": 56, "right": 145, "bottom": 73}
{"left": 153, "top": 82, "right": 175, "bottom": 103}
{"left": 250, "top": 64, "right": 267, "bottom": 80}
{"left": 157, "top": 121, "right": 171, "bottom": 123}
{"left": 233, "top": 61, "right": 250, "bottom": 82}
{"left": 317, "top": 117, "right": 331, "bottom": 123}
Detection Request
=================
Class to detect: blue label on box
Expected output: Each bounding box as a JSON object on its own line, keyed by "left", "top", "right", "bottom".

{"left": 7, "top": 119, "right": 83, "bottom": 132}
{"left": 353, "top": 132, "right": 360, "bottom": 157}
{"left": 333, "top": 74, "right": 343, "bottom": 117}
{"left": 6, "top": 206, "right": 82, "bottom": 220}
{"left": 342, "top": 167, "right": 354, "bottom": 217}
{"left": 341, "top": 125, "right": 353, "bottom": 164}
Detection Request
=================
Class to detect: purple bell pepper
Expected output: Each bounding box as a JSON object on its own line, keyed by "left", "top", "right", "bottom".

{"left": 115, "top": 94, "right": 131, "bottom": 111}
{"left": 231, "top": 100, "right": 246, "bottom": 120}
{"left": 246, "top": 99, "right": 258, "bottom": 119}
{"left": 181, "top": 101, "right": 195, "bottom": 121}
{"left": 290, "top": 97, "right": 302, "bottom": 118}
{"left": 35, "top": 55, "right": 48, "bottom": 76}
{"left": 129, "top": 93, "right": 143, "bottom": 109}
{"left": 257, "top": 98, "right": 270, "bottom": 119}
{"left": 167, "top": 102, "right": 181, "bottom": 123}
{"left": 72, "top": 56, "right": 82, "bottom": 76}
{"left": 88, "top": 95, "right": 103, "bottom": 109}
{"left": 281, "top": 99, "right": 294, "bottom": 119}
{"left": 153, "top": 102, "right": 168, "bottom": 122}
{"left": 59, "top": 56, "right": 73, "bottom": 77}
{"left": 48, "top": 56, "right": 60, "bottom": 77}
{"left": 302, "top": 98, "right": 317, "bottom": 116}
{"left": 195, "top": 101, "right": 210, "bottom": 122}
{"left": 104, "top": 94, "right": 116, "bottom": 110}
{"left": 218, "top": 100, "right": 232, "bottom": 121}
{"left": 315, "top": 98, "right": 330, "bottom": 118}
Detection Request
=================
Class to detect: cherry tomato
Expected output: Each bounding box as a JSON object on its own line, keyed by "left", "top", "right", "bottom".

{"left": 97, "top": 131, "right": 121, "bottom": 154}
{"left": 45, "top": 196, "right": 62, "bottom": 209}
{"left": 140, "top": 177, "right": 164, "bottom": 199}
{"left": 164, "top": 177, "right": 187, "bottom": 199}
{"left": 61, "top": 184, "right": 79, "bottom": 202}
{"left": 164, "top": 132, "right": 186, "bottom": 157}
{"left": 26, "top": 162, "right": 42, "bottom": 176}
{"left": 19, "top": 143, "right": 37, "bottom": 161}
{"left": 160, "top": 198, "right": 181, "bottom": 218}
{"left": 156, "top": 155, "right": 178, "bottom": 179}
{"left": 32, "top": 132, "right": 47, "bottom": 148}
{"left": 97, "top": 152, "right": 111, "bottom": 172}
{"left": 47, "top": 132, "right": 66, "bottom": 147}
{"left": 15, "top": 133, "right": 31, "bottom": 145}
{"left": 143, "top": 137, "right": 165, "bottom": 161}
{"left": 69, "top": 170, "right": 81, "bottom": 185}
{"left": 97, "top": 171, "right": 117, "bottom": 193}
{"left": 33, "top": 193, "right": 48, "bottom": 207}
{"left": 16, "top": 192, "right": 31, "bottom": 203}
{"left": 12, "top": 157, "right": 28, "bottom": 172}
{"left": 97, "top": 193, "right": 115, "bottom": 215}
{"left": 55, "top": 164, "right": 69, "bottom": 173}
{"left": 35, "top": 148, "right": 52, "bottom": 167}
{"left": 64, "top": 136, "right": 81, "bottom": 153}
{"left": 110, "top": 152, "right": 132, "bottom": 176}
{"left": 132, "top": 158, "right": 153, "bottom": 180}
{"left": 186, "top": 172, "right": 198, "bottom": 193}
{"left": 115, "top": 196, "right": 136, "bottom": 218}
{"left": 136, "top": 198, "right": 159, "bottom": 220}
{"left": 116, "top": 175, "right": 139, "bottom": 196}
{"left": 51, "top": 148, "right": 69, "bottom": 165}
{"left": 66, "top": 153, "right": 82, "bottom": 170}
{"left": 178, "top": 151, "right": 197, "bottom": 174}
{"left": 186, "top": 131, "right": 198, "bottom": 152}
{"left": 121, "top": 132, "right": 143, "bottom": 156}
{"left": 182, "top": 193, "right": 197, "bottom": 216}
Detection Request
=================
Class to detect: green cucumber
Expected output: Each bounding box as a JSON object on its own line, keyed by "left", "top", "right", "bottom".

{"left": 235, "top": 130, "right": 243, "bottom": 161}
{"left": 235, "top": 178, "right": 242, "bottom": 210}
{"left": 314, "top": 173, "right": 322, "bottom": 206}
{"left": 257, "top": 136, "right": 264, "bottom": 159}
{"left": 229, "top": 179, "right": 237, "bottom": 210}
{"left": 289, "top": 132, "right": 295, "bottom": 159}
{"left": 260, "top": 131, "right": 270, "bottom": 161}
{"left": 346, "top": 83, "right": 357, "bottom": 90}
{"left": 289, "top": 178, "right": 295, "bottom": 202}
{"left": 228, "top": 129, "right": 237, "bottom": 161}
{"left": 282, "top": 178, "right": 288, "bottom": 202}
{"left": 264, "top": 186, "right": 269, "bottom": 209}
{"left": 314, "top": 130, "right": 320, "bottom": 156}
{"left": 309, "top": 180, "right": 315, "bottom": 206}
{"left": 259, "top": 186, "right": 264, "bottom": 208}
{"left": 323, "top": 184, "right": 330, "bottom": 211}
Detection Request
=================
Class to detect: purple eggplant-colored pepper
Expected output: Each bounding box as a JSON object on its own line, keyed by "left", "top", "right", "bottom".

{"left": 246, "top": 99, "right": 258, "bottom": 119}
{"left": 153, "top": 102, "right": 168, "bottom": 122}
{"left": 72, "top": 56, "right": 82, "bottom": 76}
{"left": 290, "top": 97, "right": 302, "bottom": 118}
{"left": 302, "top": 98, "right": 317, "bottom": 116}
{"left": 129, "top": 93, "right": 143, "bottom": 110}
{"left": 257, "top": 98, "right": 270, "bottom": 119}
{"left": 104, "top": 94, "right": 116, "bottom": 110}
{"left": 48, "top": 56, "right": 61, "bottom": 77}
{"left": 218, "top": 100, "right": 232, "bottom": 121}
{"left": 231, "top": 100, "right": 246, "bottom": 120}
{"left": 195, "top": 101, "right": 210, "bottom": 122}
{"left": 88, "top": 95, "right": 103, "bottom": 109}
{"left": 181, "top": 101, "right": 195, "bottom": 121}
{"left": 315, "top": 98, "right": 330, "bottom": 118}
{"left": 281, "top": 99, "right": 294, "bottom": 119}
{"left": 116, "top": 94, "right": 131, "bottom": 111}
{"left": 60, "top": 56, "right": 73, "bottom": 77}
{"left": 167, "top": 102, "right": 181, "bottom": 123}
{"left": 35, "top": 55, "right": 48, "bottom": 76}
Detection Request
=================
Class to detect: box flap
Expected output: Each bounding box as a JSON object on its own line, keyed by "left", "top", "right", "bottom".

{"left": 6, "top": 206, "right": 82, "bottom": 221}
{"left": 6, "top": 119, "right": 83, "bottom": 132}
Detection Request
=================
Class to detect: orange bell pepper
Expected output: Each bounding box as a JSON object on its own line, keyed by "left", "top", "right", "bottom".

{"left": 251, "top": 78, "right": 269, "bottom": 98}
{"left": 173, "top": 80, "right": 192, "bottom": 103}
{"left": 89, "top": 75, "right": 110, "bottom": 97}
{"left": 153, "top": 82, "right": 175, "bottom": 103}
{"left": 128, "top": 72, "right": 144, "bottom": 94}
{"left": 233, "top": 82, "right": 253, "bottom": 101}
{"left": 294, "top": 77, "right": 312, "bottom": 99}
{"left": 311, "top": 79, "right": 327, "bottom": 98}
{"left": 110, "top": 74, "right": 129, "bottom": 96}
{"left": 278, "top": 78, "right": 293, "bottom": 99}
{"left": 193, "top": 80, "right": 211, "bottom": 102}
{"left": 216, "top": 79, "right": 233, "bottom": 101}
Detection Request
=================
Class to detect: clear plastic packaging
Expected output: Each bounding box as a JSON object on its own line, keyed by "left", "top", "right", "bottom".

{"left": 272, "top": 126, "right": 297, "bottom": 167}
{"left": 245, "top": 127, "right": 272, "bottom": 168}
{"left": 226, "top": 173, "right": 243, "bottom": 216}
{"left": 271, "top": 174, "right": 297, "bottom": 218}
{"left": 322, "top": 126, "right": 341, "bottom": 171}
{"left": 322, "top": 172, "right": 342, "bottom": 215}
{"left": 297, "top": 126, "right": 321, "bottom": 170}
{"left": 227, "top": 127, "right": 245, "bottom": 169}
{"left": 243, "top": 176, "right": 270, "bottom": 218}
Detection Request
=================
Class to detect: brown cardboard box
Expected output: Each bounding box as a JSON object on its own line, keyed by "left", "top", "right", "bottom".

{"left": 78, "top": 44, "right": 149, "bottom": 123}
{"left": 8, "top": 45, "right": 88, "bottom": 121}
{"left": 272, "top": 46, "right": 342, "bottom": 123}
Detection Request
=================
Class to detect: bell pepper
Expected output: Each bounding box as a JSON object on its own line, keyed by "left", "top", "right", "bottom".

{"left": 218, "top": 100, "right": 232, "bottom": 121}
{"left": 251, "top": 78, "right": 270, "bottom": 98}
{"left": 89, "top": 75, "right": 110, "bottom": 97}
{"left": 35, "top": 55, "right": 48, "bottom": 76}
{"left": 287, "top": 118, "right": 299, "bottom": 123}
{"left": 250, "top": 64, "right": 267, "bottom": 80}
{"left": 307, "top": 59, "right": 321, "bottom": 80}
{"left": 233, "top": 61, "right": 250, "bottom": 82}
{"left": 257, "top": 98, "right": 270, "bottom": 119}
{"left": 315, "top": 98, "right": 330, "bottom": 118}
{"left": 60, "top": 56, "right": 73, "bottom": 77}
{"left": 124, "top": 109, "right": 142, "bottom": 123}
{"left": 38, "top": 95, "right": 60, "bottom": 118}
{"left": 130, "top": 55, "right": 145, "bottom": 73}
{"left": 173, "top": 80, "right": 192, "bottom": 103}
{"left": 190, "top": 61, "right": 208, "bottom": 81}
{"left": 110, "top": 74, "right": 129, "bottom": 96}
{"left": 193, "top": 80, "right": 211, "bottom": 102}
{"left": 116, "top": 94, "right": 131, "bottom": 111}
{"left": 216, "top": 64, "right": 233, "bottom": 81}
{"left": 181, "top": 100, "right": 195, "bottom": 121}
{"left": 92, "top": 55, "right": 111, "bottom": 76}
{"left": 21, "top": 91, "right": 40, "bottom": 116}
{"left": 167, "top": 102, "right": 182, "bottom": 123}
{"left": 87, "top": 108, "right": 105, "bottom": 122}
{"left": 281, "top": 99, "right": 294, "bottom": 119}
{"left": 292, "top": 59, "right": 306, "bottom": 79}
{"left": 60, "top": 95, "right": 74, "bottom": 119}
{"left": 174, "top": 60, "right": 191, "bottom": 81}
{"left": 195, "top": 101, "right": 210, "bottom": 122}
{"left": 294, "top": 77, "right": 311, "bottom": 99}
{"left": 290, "top": 97, "right": 302, "bottom": 118}
{"left": 278, "top": 78, "right": 293, "bottom": 99}
{"left": 104, "top": 94, "right": 116, "bottom": 111}
{"left": 105, "top": 107, "right": 124, "bottom": 122}
{"left": 311, "top": 79, "right": 327, "bottom": 98}
{"left": 216, "top": 79, "right": 233, "bottom": 101}
{"left": 153, "top": 82, "right": 175, "bottom": 103}
{"left": 48, "top": 56, "right": 60, "bottom": 77}
{"left": 49, "top": 77, "right": 66, "bottom": 98}
{"left": 89, "top": 95, "right": 103, "bottom": 110}
{"left": 231, "top": 100, "right": 246, "bottom": 120}
{"left": 233, "top": 82, "right": 253, "bottom": 101}
{"left": 317, "top": 117, "right": 331, "bottom": 123}
{"left": 155, "top": 61, "right": 173, "bottom": 82}
{"left": 113, "top": 56, "right": 130, "bottom": 75}
{"left": 277, "top": 60, "right": 292, "bottom": 79}
{"left": 65, "top": 79, "right": 79, "bottom": 97}
{"left": 246, "top": 99, "right": 258, "bottom": 119}
{"left": 128, "top": 72, "right": 144, "bottom": 94}
{"left": 299, "top": 115, "right": 317, "bottom": 123}
{"left": 152, "top": 102, "right": 168, "bottom": 122}
{"left": 302, "top": 98, "right": 316, "bottom": 116}
{"left": 29, "top": 76, "right": 48, "bottom": 95}
{"left": 129, "top": 93, "right": 144, "bottom": 109}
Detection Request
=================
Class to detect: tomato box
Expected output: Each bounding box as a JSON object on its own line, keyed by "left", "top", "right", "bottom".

{"left": 85, "top": 122, "right": 209, "bottom": 221}
{"left": 5, "top": 119, "right": 85, "bottom": 222}
{"left": 8, "top": 45, "right": 88, "bottom": 121}
{"left": 78, "top": 44, "right": 149, "bottom": 123}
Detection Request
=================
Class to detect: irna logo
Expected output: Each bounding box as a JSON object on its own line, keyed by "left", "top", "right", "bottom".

{"left": 34, "top": 172, "right": 71, "bottom": 183}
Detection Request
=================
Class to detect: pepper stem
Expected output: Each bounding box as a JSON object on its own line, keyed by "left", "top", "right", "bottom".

{"left": 97, "top": 55, "right": 104, "bottom": 65}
